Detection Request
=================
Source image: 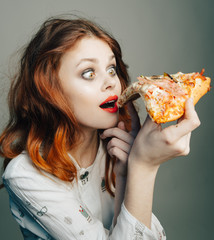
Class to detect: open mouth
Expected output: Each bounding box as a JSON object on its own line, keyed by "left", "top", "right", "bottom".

{"left": 100, "top": 100, "right": 116, "bottom": 109}
{"left": 99, "top": 95, "right": 118, "bottom": 113}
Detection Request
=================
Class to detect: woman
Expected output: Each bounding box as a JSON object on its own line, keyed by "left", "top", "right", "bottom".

{"left": 0, "top": 16, "right": 200, "bottom": 239}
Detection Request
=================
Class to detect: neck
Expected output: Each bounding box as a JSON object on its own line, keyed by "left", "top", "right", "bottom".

{"left": 70, "top": 128, "right": 99, "bottom": 168}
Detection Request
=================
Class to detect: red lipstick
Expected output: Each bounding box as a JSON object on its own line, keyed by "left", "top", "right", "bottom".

{"left": 99, "top": 95, "right": 118, "bottom": 113}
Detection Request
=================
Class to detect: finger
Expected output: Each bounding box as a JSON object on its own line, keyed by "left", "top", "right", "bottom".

{"left": 108, "top": 146, "right": 128, "bottom": 162}
{"left": 101, "top": 127, "right": 134, "bottom": 144}
{"left": 162, "top": 98, "right": 200, "bottom": 143}
{"left": 127, "top": 101, "right": 141, "bottom": 136}
{"left": 177, "top": 98, "right": 193, "bottom": 124}
{"left": 178, "top": 98, "right": 200, "bottom": 131}
{"left": 141, "top": 114, "right": 162, "bottom": 133}
{"left": 174, "top": 132, "right": 191, "bottom": 156}
{"left": 107, "top": 137, "right": 133, "bottom": 154}
{"left": 117, "top": 121, "right": 126, "bottom": 131}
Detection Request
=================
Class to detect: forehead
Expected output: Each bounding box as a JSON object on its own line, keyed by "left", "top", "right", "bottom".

{"left": 61, "top": 37, "right": 114, "bottom": 63}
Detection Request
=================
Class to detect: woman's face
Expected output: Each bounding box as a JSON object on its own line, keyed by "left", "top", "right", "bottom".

{"left": 59, "top": 37, "right": 122, "bottom": 131}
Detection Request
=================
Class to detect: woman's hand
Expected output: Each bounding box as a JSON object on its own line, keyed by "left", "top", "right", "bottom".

{"left": 100, "top": 102, "right": 141, "bottom": 177}
{"left": 129, "top": 98, "right": 201, "bottom": 170}
{"left": 123, "top": 98, "right": 200, "bottom": 228}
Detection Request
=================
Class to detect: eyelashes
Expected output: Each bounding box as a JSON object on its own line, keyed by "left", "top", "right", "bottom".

{"left": 107, "top": 65, "right": 117, "bottom": 76}
{"left": 81, "top": 68, "right": 96, "bottom": 80}
{"left": 81, "top": 65, "right": 117, "bottom": 80}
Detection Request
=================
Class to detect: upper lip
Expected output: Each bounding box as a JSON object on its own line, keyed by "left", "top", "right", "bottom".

{"left": 99, "top": 95, "right": 118, "bottom": 107}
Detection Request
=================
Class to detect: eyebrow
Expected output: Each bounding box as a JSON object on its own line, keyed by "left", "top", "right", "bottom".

{"left": 76, "top": 55, "right": 115, "bottom": 67}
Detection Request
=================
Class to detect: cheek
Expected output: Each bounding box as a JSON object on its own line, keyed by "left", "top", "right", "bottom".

{"left": 73, "top": 95, "right": 96, "bottom": 113}
{"left": 70, "top": 94, "right": 119, "bottom": 129}
{"left": 62, "top": 78, "right": 122, "bottom": 129}
{"left": 117, "top": 78, "right": 122, "bottom": 93}
{"left": 65, "top": 84, "right": 96, "bottom": 106}
{"left": 66, "top": 88, "right": 98, "bottom": 122}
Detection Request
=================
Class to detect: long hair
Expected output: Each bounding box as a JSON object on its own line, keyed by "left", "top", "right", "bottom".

{"left": 0, "top": 16, "right": 131, "bottom": 195}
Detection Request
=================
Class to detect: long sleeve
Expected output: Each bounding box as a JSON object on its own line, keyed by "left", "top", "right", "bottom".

{"left": 2, "top": 148, "right": 166, "bottom": 240}
{"left": 112, "top": 203, "right": 166, "bottom": 239}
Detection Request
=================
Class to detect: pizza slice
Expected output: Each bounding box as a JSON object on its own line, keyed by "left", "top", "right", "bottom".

{"left": 118, "top": 69, "right": 211, "bottom": 123}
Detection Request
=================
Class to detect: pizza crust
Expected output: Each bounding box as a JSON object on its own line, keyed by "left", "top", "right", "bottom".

{"left": 190, "top": 77, "right": 211, "bottom": 105}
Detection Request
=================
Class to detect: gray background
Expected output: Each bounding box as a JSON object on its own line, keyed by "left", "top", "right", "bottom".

{"left": 0, "top": 0, "right": 213, "bottom": 239}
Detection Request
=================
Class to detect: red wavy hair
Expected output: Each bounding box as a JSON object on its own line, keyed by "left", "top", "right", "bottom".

{"left": 0, "top": 17, "right": 131, "bottom": 195}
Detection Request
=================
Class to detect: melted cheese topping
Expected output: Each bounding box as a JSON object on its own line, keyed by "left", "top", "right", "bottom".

{"left": 144, "top": 84, "right": 187, "bottom": 123}
{"left": 118, "top": 70, "right": 210, "bottom": 123}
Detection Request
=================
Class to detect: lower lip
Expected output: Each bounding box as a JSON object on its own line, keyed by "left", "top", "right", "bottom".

{"left": 100, "top": 103, "right": 118, "bottom": 113}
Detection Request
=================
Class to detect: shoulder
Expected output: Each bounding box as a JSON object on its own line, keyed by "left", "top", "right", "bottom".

{"left": 2, "top": 152, "right": 45, "bottom": 197}
{"left": 2, "top": 152, "right": 69, "bottom": 192}
{"left": 3, "top": 151, "right": 36, "bottom": 180}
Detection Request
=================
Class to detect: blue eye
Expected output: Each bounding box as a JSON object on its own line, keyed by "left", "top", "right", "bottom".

{"left": 107, "top": 66, "right": 116, "bottom": 76}
{"left": 82, "top": 69, "right": 95, "bottom": 80}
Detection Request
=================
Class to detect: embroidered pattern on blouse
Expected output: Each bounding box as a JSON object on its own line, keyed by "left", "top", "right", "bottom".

{"left": 18, "top": 208, "right": 24, "bottom": 218}
{"left": 25, "top": 201, "right": 31, "bottom": 206}
{"left": 80, "top": 171, "right": 89, "bottom": 185}
{"left": 64, "top": 216, "right": 72, "bottom": 225}
{"left": 79, "top": 205, "right": 92, "bottom": 223}
{"left": 133, "top": 221, "right": 145, "bottom": 240}
{"left": 162, "top": 229, "right": 166, "bottom": 236}
{"left": 158, "top": 228, "right": 166, "bottom": 240}
{"left": 37, "top": 206, "right": 48, "bottom": 217}
{"left": 101, "top": 178, "right": 106, "bottom": 192}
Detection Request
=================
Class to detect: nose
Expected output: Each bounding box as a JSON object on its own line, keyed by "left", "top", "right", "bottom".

{"left": 101, "top": 74, "right": 117, "bottom": 91}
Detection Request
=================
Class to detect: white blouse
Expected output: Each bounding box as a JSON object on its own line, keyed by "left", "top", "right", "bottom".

{"left": 2, "top": 140, "right": 166, "bottom": 240}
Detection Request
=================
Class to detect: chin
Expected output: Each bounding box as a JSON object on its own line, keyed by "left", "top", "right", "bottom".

{"left": 99, "top": 118, "right": 118, "bottom": 129}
